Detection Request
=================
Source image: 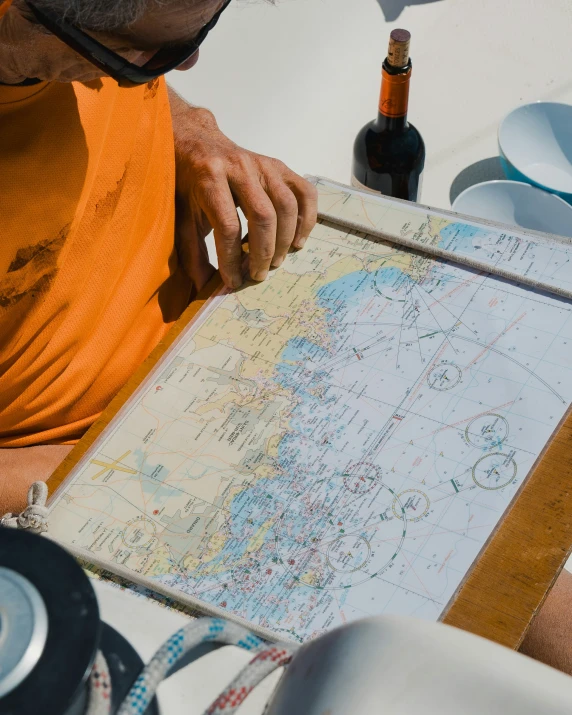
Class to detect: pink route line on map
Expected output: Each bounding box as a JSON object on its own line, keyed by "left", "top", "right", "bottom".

{"left": 465, "top": 312, "right": 526, "bottom": 369}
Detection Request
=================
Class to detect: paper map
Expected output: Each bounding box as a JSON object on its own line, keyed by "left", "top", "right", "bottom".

{"left": 50, "top": 179, "right": 572, "bottom": 641}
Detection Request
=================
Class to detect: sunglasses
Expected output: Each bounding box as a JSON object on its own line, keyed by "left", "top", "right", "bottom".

{"left": 25, "top": 0, "right": 232, "bottom": 88}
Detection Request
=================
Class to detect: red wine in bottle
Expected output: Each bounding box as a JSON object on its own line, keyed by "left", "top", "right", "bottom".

{"left": 352, "top": 29, "right": 425, "bottom": 202}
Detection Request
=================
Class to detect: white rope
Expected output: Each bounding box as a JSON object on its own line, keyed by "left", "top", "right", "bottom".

{"left": 203, "top": 643, "right": 297, "bottom": 715}
{"left": 85, "top": 650, "right": 113, "bottom": 715}
{"left": 0, "top": 481, "right": 49, "bottom": 533}
{"left": 78, "top": 618, "right": 291, "bottom": 715}
{"left": 117, "top": 617, "right": 286, "bottom": 715}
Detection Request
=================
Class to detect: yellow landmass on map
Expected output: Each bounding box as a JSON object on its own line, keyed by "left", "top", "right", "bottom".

{"left": 195, "top": 391, "right": 240, "bottom": 416}
{"left": 246, "top": 517, "right": 275, "bottom": 554}
{"left": 190, "top": 334, "right": 216, "bottom": 352}
{"left": 428, "top": 215, "right": 452, "bottom": 244}
{"left": 299, "top": 569, "right": 322, "bottom": 588}
{"left": 137, "top": 544, "right": 181, "bottom": 578}
{"left": 266, "top": 433, "right": 282, "bottom": 458}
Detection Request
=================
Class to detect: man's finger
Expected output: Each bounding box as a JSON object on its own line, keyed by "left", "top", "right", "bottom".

{"left": 265, "top": 180, "right": 298, "bottom": 268}
{"left": 232, "top": 179, "right": 277, "bottom": 282}
{"left": 198, "top": 181, "right": 243, "bottom": 289}
{"left": 288, "top": 176, "right": 318, "bottom": 249}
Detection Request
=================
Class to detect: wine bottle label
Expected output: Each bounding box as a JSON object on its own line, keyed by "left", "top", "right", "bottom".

{"left": 379, "top": 67, "right": 411, "bottom": 118}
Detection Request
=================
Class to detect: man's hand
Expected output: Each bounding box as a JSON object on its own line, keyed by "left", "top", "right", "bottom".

{"left": 169, "top": 88, "right": 318, "bottom": 291}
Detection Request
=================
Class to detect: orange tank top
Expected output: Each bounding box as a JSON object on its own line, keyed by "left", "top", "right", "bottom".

{"left": 0, "top": 77, "right": 192, "bottom": 446}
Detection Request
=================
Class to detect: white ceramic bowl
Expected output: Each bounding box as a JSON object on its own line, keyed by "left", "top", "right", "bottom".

{"left": 498, "top": 102, "right": 572, "bottom": 203}
{"left": 452, "top": 180, "right": 572, "bottom": 238}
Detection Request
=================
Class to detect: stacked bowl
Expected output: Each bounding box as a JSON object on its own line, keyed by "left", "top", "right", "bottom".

{"left": 452, "top": 102, "right": 572, "bottom": 238}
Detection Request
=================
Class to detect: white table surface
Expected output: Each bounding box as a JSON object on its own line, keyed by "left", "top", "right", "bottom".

{"left": 98, "top": 1, "right": 572, "bottom": 711}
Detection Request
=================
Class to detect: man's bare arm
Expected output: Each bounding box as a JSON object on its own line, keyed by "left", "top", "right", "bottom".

{"left": 0, "top": 445, "right": 73, "bottom": 515}
{"left": 519, "top": 568, "right": 572, "bottom": 675}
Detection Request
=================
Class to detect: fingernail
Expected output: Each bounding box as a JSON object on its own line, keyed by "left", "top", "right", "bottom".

{"left": 294, "top": 237, "right": 307, "bottom": 250}
{"left": 271, "top": 255, "right": 285, "bottom": 268}
{"left": 252, "top": 269, "right": 269, "bottom": 282}
{"left": 227, "top": 273, "right": 243, "bottom": 290}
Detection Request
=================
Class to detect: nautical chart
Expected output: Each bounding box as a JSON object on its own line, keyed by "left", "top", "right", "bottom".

{"left": 49, "top": 179, "right": 572, "bottom": 642}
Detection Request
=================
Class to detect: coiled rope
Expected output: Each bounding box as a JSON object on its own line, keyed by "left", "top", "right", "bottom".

{"left": 90, "top": 618, "right": 297, "bottom": 715}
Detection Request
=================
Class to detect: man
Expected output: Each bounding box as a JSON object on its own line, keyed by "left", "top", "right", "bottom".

{"left": 0, "top": 0, "right": 317, "bottom": 511}
{"left": 0, "top": 0, "right": 571, "bottom": 681}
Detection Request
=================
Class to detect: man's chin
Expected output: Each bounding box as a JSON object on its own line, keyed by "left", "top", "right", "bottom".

{"left": 175, "top": 49, "right": 200, "bottom": 72}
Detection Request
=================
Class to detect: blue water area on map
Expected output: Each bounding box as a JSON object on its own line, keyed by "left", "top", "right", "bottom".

{"left": 317, "top": 268, "right": 376, "bottom": 308}
{"left": 277, "top": 266, "right": 412, "bottom": 427}
{"left": 196, "top": 472, "right": 299, "bottom": 621}
{"left": 373, "top": 266, "right": 410, "bottom": 287}
{"left": 315, "top": 266, "right": 408, "bottom": 317}
{"left": 438, "top": 223, "right": 489, "bottom": 254}
{"left": 280, "top": 338, "right": 331, "bottom": 366}
{"left": 271, "top": 266, "right": 413, "bottom": 479}
{"left": 130, "top": 446, "right": 181, "bottom": 501}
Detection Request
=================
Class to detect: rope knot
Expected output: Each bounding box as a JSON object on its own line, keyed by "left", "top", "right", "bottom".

{"left": 0, "top": 481, "right": 49, "bottom": 534}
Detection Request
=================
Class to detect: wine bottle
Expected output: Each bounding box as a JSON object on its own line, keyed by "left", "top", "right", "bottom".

{"left": 352, "top": 29, "right": 425, "bottom": 202}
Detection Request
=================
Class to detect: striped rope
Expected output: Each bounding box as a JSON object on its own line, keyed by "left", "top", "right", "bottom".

{"left": 85, "top": 650, "right": 112, "bottom": 715}
{"left": 204, "top": 643, "right": 297, "bottom": 715}
{"left": 117, "top": 617, "right": 292, "bottom": 715}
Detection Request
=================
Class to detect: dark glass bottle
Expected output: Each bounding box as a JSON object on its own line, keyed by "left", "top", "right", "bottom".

{"left": 352, "top": 29, "right": 425, "bottom": 202}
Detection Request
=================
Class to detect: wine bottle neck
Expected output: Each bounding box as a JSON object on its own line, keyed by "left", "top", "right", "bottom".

{"left": 377, "top": 59, "right": 411, "bottom": 132}
{"left": 375, "top": 113, "right": 408, "bottom": 132}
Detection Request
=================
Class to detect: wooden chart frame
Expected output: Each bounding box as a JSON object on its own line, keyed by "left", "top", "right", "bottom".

{"left": 47, "top": 266, "right": 572, "bottom": 651}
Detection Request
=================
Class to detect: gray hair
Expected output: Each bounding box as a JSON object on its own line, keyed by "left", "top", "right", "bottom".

{"left": 33, "top": 0, "right": 273, "bottom": 32}
{"left": 33, "top": 0, "right": 153, "bottom": 30}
